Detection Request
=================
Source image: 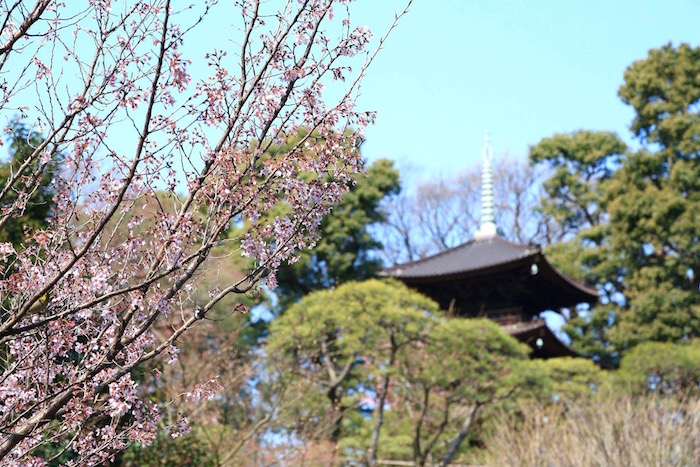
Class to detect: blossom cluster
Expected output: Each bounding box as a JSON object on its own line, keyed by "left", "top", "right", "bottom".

{"left": 0, "top": 0, "right": 384, "bottom": 463}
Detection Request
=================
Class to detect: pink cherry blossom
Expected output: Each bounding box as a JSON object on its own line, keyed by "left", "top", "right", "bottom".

{"left": 0, "top": 0, "right": 410, "bottom": 463}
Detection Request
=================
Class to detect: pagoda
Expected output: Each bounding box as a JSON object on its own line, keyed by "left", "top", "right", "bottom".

{"left": 381, "top": 134, "right": 598, "bottom": 359}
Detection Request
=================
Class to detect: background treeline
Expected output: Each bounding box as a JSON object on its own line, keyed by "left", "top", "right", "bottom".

{"left": 4, "top": 43, "right": 698, "bottom": 465}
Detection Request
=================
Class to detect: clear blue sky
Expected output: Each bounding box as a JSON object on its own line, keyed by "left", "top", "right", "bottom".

{"left": 351, "top": 0, "right": 700, "bottom": 176}
{"left": 11, "top": 1, "right": 700, "bottom": 181}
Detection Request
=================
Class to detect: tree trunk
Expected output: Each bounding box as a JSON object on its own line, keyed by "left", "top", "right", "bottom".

{"left": 441, "top": 404, "right": 481, "bottom": 466}
{"left": 419, "top": 398, "right": 450, "bottom": 466}
{"left": 412, "top": 387, "right": 430, "bottom": 466}
{"left": 0, "top": 388, "right": 73, "bottom": 458}
{"left": 328, "top": 389, "right": 345, "bottom": 444}
{"left": 328, "top": 391, "right": 345, "bottom": 467}
{"left": 367, "top": 341, "right": 397, "bottom": 466}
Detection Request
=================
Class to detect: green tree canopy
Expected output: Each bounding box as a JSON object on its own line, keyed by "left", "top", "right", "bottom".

{"left": 266, "top": 279, "right": 438, "bottom": 446}
{"left": 526, "top": 357, "right": 608, "bottom": 404}
{"left": 530, "top": 43, "right": 700, "bottom": 364}
{"left": 618, "top": 341, "right": 700, "bottom": 396}
{"left": 0, "top": 118, "right": 61, "bottom": 247}
{"left": 529, "top": 130, "right": 627, "bottom": 239}
{"left": 529, "top": 131, "right": 627, "bottom": 364}
{"left": 395, "top": 319, "right": 529, "bottom": 466}
{"left": 607, "top": 43, "right": 700, "bottom": 349}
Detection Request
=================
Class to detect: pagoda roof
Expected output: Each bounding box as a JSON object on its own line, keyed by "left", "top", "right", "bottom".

{"left": 382, "top": 236, "right": 536, "bottom": 280}
{"left": 381, "top": 235, "right": 598, "bottom": 305}
{"left": 504, "top": 318, "right": 579, "bottom": 359}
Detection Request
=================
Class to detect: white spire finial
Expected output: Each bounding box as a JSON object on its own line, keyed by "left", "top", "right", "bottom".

{"left": 475, "top": 131, "right": 497, "bottom": 240}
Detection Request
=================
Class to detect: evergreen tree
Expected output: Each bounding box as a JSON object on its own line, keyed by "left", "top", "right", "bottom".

{"left": 266, "top": 279, "right": 438, "bottom": 451}
{"left": 529, "top": 130, "right": 627, "bottom": 364}
{"left": 0, "top": 118, "right": 60, "bottom": 247}
{"left": 617, "top": 341, "right": 700, "bottom": 396}
{"left": 530, "top": 43, "right": 700, "bottom": 363}
{"left": 608, "top": 43, "right": 700, "bottom": 349}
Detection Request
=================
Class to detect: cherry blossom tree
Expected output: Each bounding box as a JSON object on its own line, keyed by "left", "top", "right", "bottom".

{"left": 0, "top": 0, "right": 409, "bottom": 464}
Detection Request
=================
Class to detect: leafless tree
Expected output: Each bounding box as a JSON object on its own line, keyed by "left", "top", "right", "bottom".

{"left": 378, "top": 155, "right": 557, "bottom": 266}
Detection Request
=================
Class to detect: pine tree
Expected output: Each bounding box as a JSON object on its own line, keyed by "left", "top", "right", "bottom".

{"left": 0, "top": 119, "right": 60, "bottom": 247}
{"left": 531, "top": 43, "right": 700, "bottom": 363}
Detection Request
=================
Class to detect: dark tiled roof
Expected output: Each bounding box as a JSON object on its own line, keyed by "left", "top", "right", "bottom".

{"left": 504, "top": 318, "right": 579, "bottom": 358}
{"left": 382, "top": 234, "right": 599, "bottom": 303}
{"left": 381, "top": 236, "right": 538, "bottom": 280}
{"left": 503, "top": 318, "right": 550, "bottom": 336}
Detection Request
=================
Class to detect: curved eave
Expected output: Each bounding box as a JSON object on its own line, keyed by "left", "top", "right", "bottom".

{"left": 382, "top": 252, "right": 539, "bottom": 284}
{"left": 505, "top": 318, "right": 579, "bottom": 359}
{"left": 381, "top": 241, "right": 599, "bottom": 307}
{"left": 534, "top": 254, "right": 599, "bottom": 305}
{"left": 380, "top": 236, "right": 539, "bottom": 282}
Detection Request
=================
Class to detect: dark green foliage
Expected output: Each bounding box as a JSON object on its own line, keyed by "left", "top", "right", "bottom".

{"left": 531, "top": 43, "right": 700, "bottom": 363}
{"left": 529, "top": 130, "right": 626, "bottom": 238}
{"left": 0, "top": 118, "right": 60, "bottom": 247}
{"left": 29, "top": 428, "right": 78, "bottom": 466}
{"left": 561, "top": 300, "right": 618, "bottom": 365}
{"left": 394, "top": 319, "right": 530, "bottom": 465}
{"left": 119, "top": 431, "right": 217, "bottom": 467}
{"left": 526, "top": 357, "right": 608, "bottom": 403}
{"left": 529, "top": 131, "right": 627, "bottom": 364}
{"left": 618, "top": 341, "right": 700, "bottom": 396}
{"left": 619, "top": 43, "right": 700, "bottom": 155}
{"left": 422, "top": 319, "right": 530, "bottom": 400}
{"left": 528, "top": 130, "right": 628, "bottom": 298}
{"left": 606, "top": 45, "right": 700, "bottom": 349}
